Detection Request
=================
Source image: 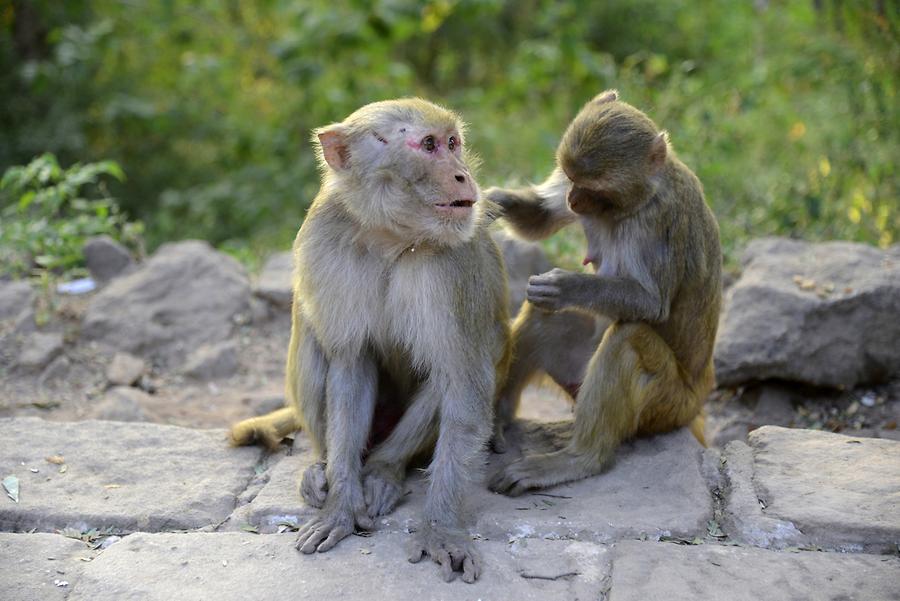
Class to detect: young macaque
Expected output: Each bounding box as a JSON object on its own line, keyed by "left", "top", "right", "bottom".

{"left": 487, "top": 90, "right": 721, "bottom": 495}
{"left": 230, "top": 99, "right": 510, "bottom": 582}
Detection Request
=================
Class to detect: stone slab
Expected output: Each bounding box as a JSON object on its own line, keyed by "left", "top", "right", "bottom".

{"left": 245, "top": 428, "right": 711, "bottom": 544}
{"left": 0, "top": 418, "right": 263, "bottom": 533}
{"left": 721, "top": 439, "right": 805, "bottom": 549}
{"left": 609, "top": 540, "right": 900, "bottom": 601}
{"left": 739, "top": 426, "right": 900, "bottom": 552}
{"left": 0, "top": 532, "right": 97, "bottom": 601}
{"left": 238, "top": 439, "right": 320, "bottom": 531}
{"left": 67, "top": 531, "right": 609, "bottom": 601}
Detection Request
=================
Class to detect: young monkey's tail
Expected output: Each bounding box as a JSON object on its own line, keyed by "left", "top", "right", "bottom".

{"left": 229, "top": 407, "right": 302, "bottom": 451}
{"left": 689, "top": 412, "right": 707, "bottom": 447}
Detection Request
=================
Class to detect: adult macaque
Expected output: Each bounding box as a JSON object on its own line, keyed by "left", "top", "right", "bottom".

{"left": 230, "top": 99, "right": 510, "bottom": 582}
{"left": 487, "top": 90, "right": 721, "bottom": 495}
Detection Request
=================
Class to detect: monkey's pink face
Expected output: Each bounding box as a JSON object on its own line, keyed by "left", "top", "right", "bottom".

{"left": 316, "top": 107, "right": 481, "bottom": 246}
{"left": 399, "top": 126, "right": 478, "bottom": 222}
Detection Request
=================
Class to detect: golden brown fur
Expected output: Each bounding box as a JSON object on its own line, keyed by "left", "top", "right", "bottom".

{"left": 487, "top": 90, "right": 720, "bottom": 495}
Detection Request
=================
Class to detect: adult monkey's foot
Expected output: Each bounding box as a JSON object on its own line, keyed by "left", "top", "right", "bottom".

{"left": 407, "top": 522, "right": 482, "bottom": 583}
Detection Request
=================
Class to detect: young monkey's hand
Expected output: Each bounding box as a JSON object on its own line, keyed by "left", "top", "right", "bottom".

{"left": 483, "top": 187, "right": 512, "bottom": 213}
{"left": 526, "top": 268, "right": 580, "bottom": 312}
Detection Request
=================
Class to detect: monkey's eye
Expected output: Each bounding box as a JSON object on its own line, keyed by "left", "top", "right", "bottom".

{"left": 448, "top": 136, "right": 458, "bottom": 151}
{"left": 421, "top": 135, "right": 437, "bottom": 152}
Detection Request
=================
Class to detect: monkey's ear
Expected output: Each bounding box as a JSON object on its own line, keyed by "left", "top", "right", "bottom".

{"left": 316, "top": 125, "right": 351, "bottom": 171}
{"left": 648, "top": 131, "right": 668, "bottom": 172}
{"left": 591, "top": 90, "right": 619, "bottom": 104}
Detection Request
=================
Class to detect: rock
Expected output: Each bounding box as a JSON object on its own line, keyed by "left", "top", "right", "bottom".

{"left": 723, "top": 426, "right": 900, "bottom": 552}
{"left": 183, "top": 341, "right": 239, "bottom": 380}
{"left": 720, "top": 439, "right": 804, "bottom": 549}
{"left": 707, "top": 416, "right": 754, "bottom": 448}
{"left": 12, "top": 304, "right": 36, "bottom": 333}
{"left": 18, "top": 332, "right": 64, "bottom": 370}
{"left": 92, "top": 386, "right": 151, "bottom": 422}
{"left": 749, "top": 384, "right": 798, "bottom": 426}
{"left": 699, "top": 447, "right": 725, "bottom": 492}
{"left": 0, "top": 280, "right": 34, "bottom": 321}
{"left": 0, "top": 533, "right": 97, "bottom": 601}
{"left": 82, "top": 240, "right": 251, "bottom": 365}
{"left": 254, "top": 251, "right": 293, "bottom": 309}
{"left": 244, "top": 427, "right": 712, "bottom": 543}
{"left": 97, "top": 535, "right": 121, "bottom": 550}
{"left": 83, "top": 236, "right": 135, "bottom": 284}
{"left": 37, "top": 355, "right": 72, "bottom": 388}
{"left": 237, "top": 438, "right": 320, "bottom": 531}
{"left": 492, "top": 230, "right": 552, "bottom": 315}
{"left": 715, "top": 238, "right": 900, "bottom": 388}
{"left": 249, "top": 296, "right": 271, "bottom": 324}
{"left": 67, "top": 532, "right": 610, "bottom": 601}
{"left": 0, "top": 417, "right": 263, "bottom": 533}
{"left": 105, "top": 352, "right": 147, "bottom": 386}
{"left": 610, "top": 540, "right": 899, "bottom": 601}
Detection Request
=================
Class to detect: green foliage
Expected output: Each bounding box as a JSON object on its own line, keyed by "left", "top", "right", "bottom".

{"left": 1, "top": 1, "right": 897, "bottom": 266}
{"left": 0, "top": 153, "right": 142, "bottom": 278}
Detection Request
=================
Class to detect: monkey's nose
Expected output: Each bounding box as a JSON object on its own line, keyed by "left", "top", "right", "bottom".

{"left": 454, "top": 174, "right": 466, "bottom": 183}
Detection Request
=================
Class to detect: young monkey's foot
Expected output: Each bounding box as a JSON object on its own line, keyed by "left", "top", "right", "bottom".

{"left": 488, "top": 448, "right": 601, "bottom": 497}
{"left": 407, "top": 522, "right": 482, "bottom": 583}
{"left": 295, "top": 486, "right": 372, "bottom": 554}
{"left": 362, "top": 462, "right": 404, "bottom": 518}
{"left": 299, "top": 461, "right": 328, "bottom": 508}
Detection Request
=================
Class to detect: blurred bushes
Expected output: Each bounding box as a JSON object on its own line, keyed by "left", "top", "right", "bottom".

{"left": 0, "top": 153, "right": 142, "bottom": 277}
{"left": 1, "top": 0, "right": 897, "bottom": 266}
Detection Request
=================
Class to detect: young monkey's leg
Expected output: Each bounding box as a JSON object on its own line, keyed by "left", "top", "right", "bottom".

{"left": 493, "top": 305, "right": 605, "bottom": 453}
{"left": 490, "top": 323, "right": 701, "bottom": 495}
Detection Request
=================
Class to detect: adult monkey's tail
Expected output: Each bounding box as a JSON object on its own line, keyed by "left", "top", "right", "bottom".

{"left": 229, "top": 407, "right": 302, "bottom": 451}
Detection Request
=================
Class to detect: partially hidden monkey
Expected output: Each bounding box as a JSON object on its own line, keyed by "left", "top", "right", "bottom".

{"left": 229, "top": 99, "right": 510, "bottom": 582}
{"left": 487, "top": 90, "right": 721, "bottom": 495}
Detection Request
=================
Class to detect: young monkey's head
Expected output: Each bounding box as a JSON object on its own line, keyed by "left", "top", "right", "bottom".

{"left": 314, "top": 98, "right": 481, "bottom": 248}
{"left": 557, "top": 90, "right": 669, "bottom": 217}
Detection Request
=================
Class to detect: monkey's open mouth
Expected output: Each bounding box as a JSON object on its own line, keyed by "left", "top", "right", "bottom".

{"left": 434, "top": 199, "right": 475, "bottom": 216}
{"left": 435, "top": 199, "right": 474, "bottom": 209}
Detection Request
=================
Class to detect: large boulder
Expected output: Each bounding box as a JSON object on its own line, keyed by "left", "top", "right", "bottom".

{"left": 82, "top": 241, "right": 251, "bottom": 364}
{"left": 491, "top": 230, "right": 553, "bottom": 315}
{"left": 715, "top": 238, "right": 900, "bottom": 388}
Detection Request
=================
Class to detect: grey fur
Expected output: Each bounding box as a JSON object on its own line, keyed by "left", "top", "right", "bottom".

{"left": 287, "top": 99, "right": 510, "bottom": 582}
